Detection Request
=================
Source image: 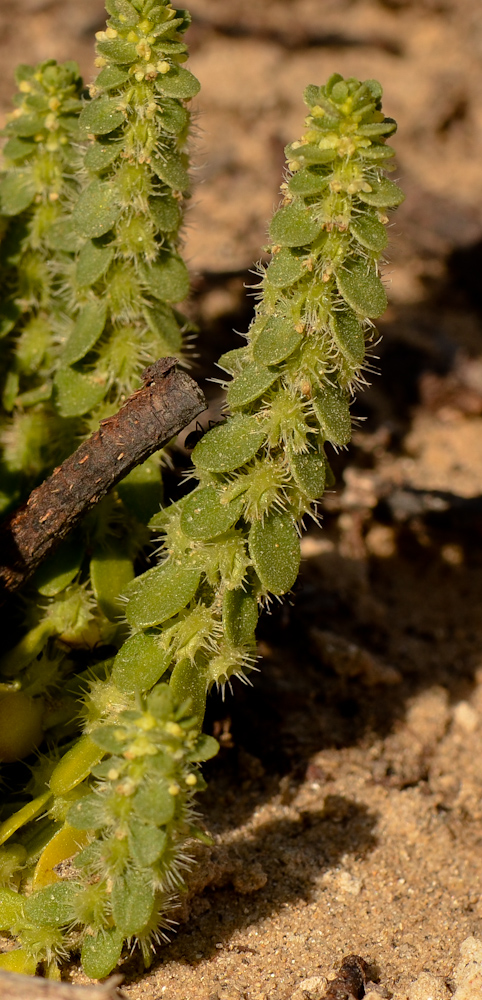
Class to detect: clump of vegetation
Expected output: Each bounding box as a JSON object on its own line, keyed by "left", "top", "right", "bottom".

{"left": 0, "top": 0, "right": 403, "bottom": 981}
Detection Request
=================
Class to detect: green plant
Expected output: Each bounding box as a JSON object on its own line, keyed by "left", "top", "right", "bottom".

{"left": 0, "top": 0, "right": 403, "bottom": 981}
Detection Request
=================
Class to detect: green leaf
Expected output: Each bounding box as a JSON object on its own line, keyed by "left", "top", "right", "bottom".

{"left": 84, "top": 139, "right": 123, "bottom": 171}
{"left": 361, "top": 79, "right": 383, "bottom": 102}
{"left": 158, "top": 99, "right": 189, "bottom": 135}
{"left": 149, "top": 195, "right": 182, "bottom": 232}
{"left": 67, "top": 794, "right": 105, "bottom": 831}
{"left": 54, "top": 367, "right": 107, "bottom": 418}
{"left": 15, "top": 384, "right": 51, "bottom": 408}
{"left": 111, "top": 870, "right": 154, "bottom": 937}
{"left": 141, "top": 255, "right": 190, "bottom": 303}
{"left": 78, "top": 96, "right": 125, "bottom": 136}
{"left": 187, "top": 733, "right": 220, "bottom": 763}
{"left": 331, "top": 80, "right": 349, "bottom": 104}
{"left": 47, "top": 219, "right": 84, "bottom": 252}
{"left": 24, "top": 882, "right": 78, "bottom": 927}
{"left": 192, "top": 414, "right": 266, "bottom": 473}
{"left": 146, "top": 683, "right": 175, "bottom": 721}
{"left": 154, "top": 40, "right": 188, "bottom": 56}
{"left": 331, "top": 308, "right": 365, "bottom": 365}
{"left": 133, "top": 780, "right": 175, "bottom": 825}
{"left": 357, "top": 177, "right": 404, "bottom": 207}
{"left": 226, "top": 363, "right": 278, "bottom": 409}
{"left": 252, "top": 316, "right": 302, "bottom": 366}
{"left": 360, "top": 144, "right": 395, "bottom": 161}
{"left": 249, "top": 513, "right": 300, "bottom": 596}
{"left": 269, "top": 204, "right": 321, "bottom": 248}
{"left": 322, "top": 76, "right": 344, "bottom": 106}
{"left": 89, "top": 725, "right": 127, "bottom": 755}
{"left": 95, "top": 65, "right": 131, "bottom": 90}
{"left": 286, "top": 143, "right": 336, "bottom": 166}
{"left": 312, "top": 383, "right": 352, "bottom": 446}
{"left": 90, "top": 541, "right": 135, "bottom": 622}
{"left": 2, "top": 137, "right": 36, "bottom": 161}
{"left": 125, "top": 562, "right": 201, "bottom": 628}
{"left": 14, "top": 65, "right": 36, "bottom": 85}
{"left": 34, "top": 537, "right": 84, "bottom": 596}
{"left": 169, "top": 657, "right": 207, "bottom": 727}
{"left": 105, "top": 0, "right": 139, "bottom": 24}
{"left": 266, "top": 248, "right": 305, "bottom": 288}
{"left": 222, "top": 587, "right": 258, "bottom": 646}
{"left": 58, "top": 114, "right": 80, "bottom": 136}
{"left": 155, "top": 66, "right": 200, "bottom": 99}
{"left": 288, "top": 167, "right": 328, "bottom": 196}
{"left": 81, "top": 927, "right": 124, "bottom": 980}
{"left": 180, "top": 486, "right": 244, "bottom": 541}
{"left": 0, "top": 887, "right": 24, "bottom": 928}
{"left": 143, "top": 302, "right": 183, "bottom": 353}
{"left": 112, "top": 632, "right": 171, "bottom": 693}
{"left": 303, "top": 84, "right": 321, "bottom": 107}
{"left": 0, "top": 171, "right": 36, "bottom": 216}
{"left": 349, "top": 213, "right": 388, "bottom": 252}
{"left": 2, "top": 370, "right": 19, "bottom": 411}
{"left": 151, "top": 153, "right": 190, "bottom": 192}
{"left": 358, "top": 119, "right": 397, "bottom": 137}
{"left": 216, "top": 346, "right": 250, "bottom": 374}
{"left": 336, "top": 262, "right": 387, "bottom": 318}
{"left": 288, "top": 450, "right": 326, "bottom": 500}
{"left": 20, "top": 97, "right": 50, "bottom": 113}
{"left": 128, "top": 820, "right": 167, "bottom": 867}
{"left": 5, "top": 114, "right": 46, "bottom": 138}
{"left": 96, "top": 38, "right": 138, "bottom": 63}
{"left": 72, "top": 180, "right": 122, "bottom": 239}
{"left": 76, "top": 240, "right": 114, "bottom": 288}
{"left": 151, "top": 13, "right": 186, "bottom": 31}
{"left": 62, "top": 299, "right": 108, "bottom": 365}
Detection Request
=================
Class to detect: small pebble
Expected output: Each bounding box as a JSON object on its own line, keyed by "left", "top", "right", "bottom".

{"left": 290, "top": 975, "right": 327, "bottom": 1000}
{"left": 453, "top": 701, "right": 479, "bottom": 733}
{"left": 407, "top": 971, "right": 449, "bottom": 999}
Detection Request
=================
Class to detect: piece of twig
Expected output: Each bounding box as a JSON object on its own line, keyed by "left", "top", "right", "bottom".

{"left": 0, "top": 357, "right": 206, "bottom": 600}
{"left": 0, "top": 972, "right": 124, "bottom": 1000}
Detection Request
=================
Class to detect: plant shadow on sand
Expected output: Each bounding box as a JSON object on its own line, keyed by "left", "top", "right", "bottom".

{"left": 119, "top": 795, "right": 378, "bottom": 979}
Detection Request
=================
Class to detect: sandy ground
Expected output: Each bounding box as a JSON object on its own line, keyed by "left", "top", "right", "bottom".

{"left": 3, "top": 1, "right": 482, "bottom": 998}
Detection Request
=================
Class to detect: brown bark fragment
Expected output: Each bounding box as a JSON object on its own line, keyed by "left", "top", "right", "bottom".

{"left": 322, "top": 955, "right": 368, "bottom": 1000}
{"left": 0, "top": 358, "right": 206, "bottom": 599}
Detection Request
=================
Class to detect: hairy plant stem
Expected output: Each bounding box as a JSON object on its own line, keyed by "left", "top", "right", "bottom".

{"left": 0, "top": 63, "right": 403, "bottom": 981}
